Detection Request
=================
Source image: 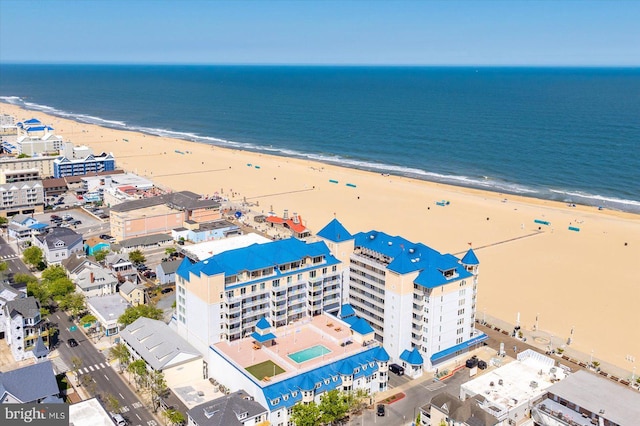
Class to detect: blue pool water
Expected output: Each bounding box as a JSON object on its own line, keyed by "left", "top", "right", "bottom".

{"left": 288, "top": 344, "right": 332, "bottom": 363}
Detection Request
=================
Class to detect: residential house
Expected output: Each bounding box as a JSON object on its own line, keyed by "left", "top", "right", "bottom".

{"left": 156, "top": 259, "right": 181, "bottom": 285}
{"left": 105, "top": 253, "right": 137, "bottom": 283}
{"left": 0, "top": 282, "right": 25, "bottom": 339}
{"left": 119, "top": 317, "right": 204, "bottom": 388}
{"left": 187, "top": 390, "right": 269, "bottom": 426}
{"left": 419, "top": 393, "right": 499, "bottom": 426}
{"left": 119, "top": 280, "right": 146, "bottom": 306}
{"left": 0, "top": 360, "right": 63, "bottom": 403}
{"left": 33, "top": 226, "right": 83, "bottom": 265}
{"left": 7, "top": 213, "right": 48, "bottom": 242}
{"left": 2, "top": 296, "right": 50, "bottom": 361}
{"left": 75, "top": 267, "right": 118, "bottom": 298}
{"left": 62, "top": 252, "right": 100, "bottom": 278}
{"left": 84, "top": 236, "right": 110, "bottom": 256}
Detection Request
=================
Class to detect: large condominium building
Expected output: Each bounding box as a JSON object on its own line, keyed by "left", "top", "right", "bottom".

{"left": 316, "top": 219, "right": 485, "bottom": 375}
{"left": 0, "top": 179, "right": 44, "bottom": 217}
{"left": 15, "top": 118, "right": 64, "bottom": 155}
{"left": 174, "top": 235, "right": 343, "bottom": 357}
{"left": 53, "top": 152, "right": 116, "bottom": 178}
{"left": 0, "top": 156, "right": 57, "bottom": 178}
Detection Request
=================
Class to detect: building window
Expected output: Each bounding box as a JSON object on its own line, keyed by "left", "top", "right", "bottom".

{"left": 240, "top": 288, "right": 246, "bottom": 295}
{"left": 251, "top": 285, "right": 257, "bottom": 293}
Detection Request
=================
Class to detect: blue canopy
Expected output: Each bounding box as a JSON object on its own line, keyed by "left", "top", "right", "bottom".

{"left": 430, "top": 334, "right": 488, "bottom": 364}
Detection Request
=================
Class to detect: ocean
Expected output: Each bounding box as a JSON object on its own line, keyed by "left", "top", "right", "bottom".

{"left": 1, "top": 64, "right": 639, "bottom": 213}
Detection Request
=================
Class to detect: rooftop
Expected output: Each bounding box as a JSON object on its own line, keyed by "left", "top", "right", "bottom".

{"left": 86, "top": 293, "right": 130, "bottom": 324}
{"left": 180, "top": 233, "right": 271, "bottom": 262}
{"left": 187, "top": 390, "right": 268, "bottom": 426}
{"left": 69, "top": 397, "right": 114, "bottom": 426}
{"left": 0, "top": 360, "right": 61, "bottom": 403}
{"left": 213, "top": 313, "right": 377, "bottom": 385}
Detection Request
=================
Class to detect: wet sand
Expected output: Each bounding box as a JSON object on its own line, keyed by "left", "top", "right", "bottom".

{"left": 2, "top": 102, "right": 639, "bottom": 373}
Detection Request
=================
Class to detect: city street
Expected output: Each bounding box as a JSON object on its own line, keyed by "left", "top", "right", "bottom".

{"left": 0, "top": 234, "right": 30, "bottom": 276}
{"left": 51, "top": 310, "right": 161, "bottom": 426}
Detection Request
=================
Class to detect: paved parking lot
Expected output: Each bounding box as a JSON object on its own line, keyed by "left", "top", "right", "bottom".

{"left": 34, "top": 208, "right": 110, "bottom": 237}
{"left": 387, "top": 369, "right": 412, "bottom": 389}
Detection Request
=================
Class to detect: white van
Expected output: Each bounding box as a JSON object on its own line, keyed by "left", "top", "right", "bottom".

{"left": 110, "top": 413, "right": 127, "bottom": 426}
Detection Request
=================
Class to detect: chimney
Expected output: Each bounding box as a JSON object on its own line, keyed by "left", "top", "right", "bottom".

{"left": 90, "top": 272, "right": 95, "bottom": 283}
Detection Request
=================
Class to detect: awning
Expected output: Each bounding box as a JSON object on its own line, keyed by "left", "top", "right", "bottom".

{"left": 251, "top": 331, "right": 277, "bottom": 343}
{"left": 430, "top": 333, "right": 488, "bottom": 364}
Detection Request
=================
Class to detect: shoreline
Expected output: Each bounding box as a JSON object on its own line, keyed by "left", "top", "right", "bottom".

{"left": 2, "top": 97, "right": 639, "bottom": 215}
{"left": 2, "top": 101, "right": 639, "bottom": 374}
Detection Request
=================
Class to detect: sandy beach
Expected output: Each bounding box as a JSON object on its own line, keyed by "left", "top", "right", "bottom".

{"left": 2, "top": 102, "right": 639, "bottom": 373}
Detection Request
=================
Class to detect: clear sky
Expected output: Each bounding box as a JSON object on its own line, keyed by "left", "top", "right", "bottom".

{"left": 1, "top": 0, "right": 638, "bottom": 66}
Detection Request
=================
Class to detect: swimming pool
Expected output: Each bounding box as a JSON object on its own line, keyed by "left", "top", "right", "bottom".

{"left": 288, "top": 345, "right": 332, "bottom": 363}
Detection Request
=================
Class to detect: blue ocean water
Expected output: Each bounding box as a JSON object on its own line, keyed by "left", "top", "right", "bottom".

{"left": 1, "top": 64, "right": 639, "bottom": 212}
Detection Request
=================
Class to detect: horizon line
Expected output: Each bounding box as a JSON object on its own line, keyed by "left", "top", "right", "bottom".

{"left": 1, "top": 61, "right": 639, "bottom": 69}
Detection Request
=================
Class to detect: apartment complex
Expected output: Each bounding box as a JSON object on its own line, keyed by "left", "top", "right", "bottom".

{"left": 14, "top": 118, "right": 64, "bottom": 156}
{"left": 53, "top": 152, "right": 116, "bottom": 178}
{"left": 0, "top": 179, "right": 44, "bottom": 217}
{"left": 174, "top": 236, "right": 343, "bottom": 357}
{"left": 317, "top": 218, "right": 485, "bottom": 374}
{"left": 0, "top": 156, "right": 57, "bottom": 178}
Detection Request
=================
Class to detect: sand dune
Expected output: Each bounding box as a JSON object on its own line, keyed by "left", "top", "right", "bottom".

{"left": 2, "top": 102, "right": 639, "bottom": 373}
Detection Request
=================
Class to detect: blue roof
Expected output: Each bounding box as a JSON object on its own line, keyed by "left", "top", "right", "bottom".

{"left": 177, "top": 238, "right": 340, "bottom": 287}
{"left": 316, "top": 218, "right": 353, "bottom": 242}
{"left": 373, "top": 346, "right": 390, "bottom": 362}
{"left": 261, "top": 346, "right": 381, "bottom": 411}
{"left": 430, "top": 334, "right": 488, "bottom": 364}
{"left": 400, "top": 347, "right": 424, "bottom": 365}
{"left": 461, "top": 248, "right": 479, "bottom": 265}
{"left": 340, "top": 303, "right": 356, "bottom": 318}
{"left": 255, "top": 317, "right": 271, "bottom": 330}
{"left": 251, "top": 331, "right": 277, "bottom": 343}
{"left": 23, "top": 118, "right": 42, "bottom": 124}
{"left": 349, "top": 317, "right": 375, "bottom": 335}
{"left": 354, "top": 230, "right": 473, "bottom": 288}
{"left": 28, "top": 223, "right": 48, "bottom": 230}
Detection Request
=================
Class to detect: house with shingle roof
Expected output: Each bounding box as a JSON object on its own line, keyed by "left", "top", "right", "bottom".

{"left": 187, "top": 390, "right": 268, "bottom": 426}
{"left": 420, "top": 392, "right": 499, "bottom": 426}
{"left": 0, "top": 360, "right": 62, "bottom": 404}
{"left": 119, "top": 279, "right": 146, "bottom": 306}
{"left": 33, "top": 226, "right": 83, "bottom": 265}
{"left": 0, "top": 282, "right": 25, "bottom": 339}
{"left": 2, "top": 296, "right": 50, "bottom": 361}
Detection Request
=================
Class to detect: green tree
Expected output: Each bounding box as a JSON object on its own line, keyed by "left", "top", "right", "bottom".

{"left": 0, "top": 216, "right": 8, "bottom": 227}
{"left": 165, "top": 247, "right": 176, "bottom": 255}
{"left": 80, "top": 314, "right": 97, "bottom": 325}
{"left": 128, "top": 249, "right": 146, "bottom": 264}
{"left": 0, "top": 261, "right": 7, "bottom": 273}
{"left": 17, "top": 153, "right": 30, "bottom": 159}
{"left": 13, "top": 273, "right": 38, "bottom": 286}
{"left": 23, "top": 246, "right": 43, "bottom": 268}
{"left": 94, "top": 249, "right": 109, "bottom": 262}
{"left": 47, "top": 277, "right": 75, "bottom": 301}
{"left": 110, "top": 343, "right": 131, "bottom": 373}
{"left": 162, "top": 408, "right": 185, "bottom": 426}
{"left": 291, "top": 401, "right": 321, "bottom": 426}
{"left": 71, "top": 356, "right": 83, "bottom": 385}
{"left": 41, "top": 265, "right": 67, "bottom": 283}
{"left": 59, "top": 292, "right": 85, "bottom": 318}
{"left": 346, "top": 388, "right": 369, "bottom": 415}
{"left": 319, "top": 389, "right": 349, "bottom": 425}
{"left": 27, "top": 280, "right": 50, "bottom": 305}
{"left": 127, "top": 359, "right": 148, "bottom": 390}
{"left": 119, "top": 304, "right": 163, "bottom": 327}
{"left": 103, "top": 393, "right": 121, "bottom": 414}
{"left": 147, "top": 370, "right": 168, "bottom": 413}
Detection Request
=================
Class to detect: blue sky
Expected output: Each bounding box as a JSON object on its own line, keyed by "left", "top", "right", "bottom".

{"left": 1, "top": 0, "right": 638, "bottom": 66}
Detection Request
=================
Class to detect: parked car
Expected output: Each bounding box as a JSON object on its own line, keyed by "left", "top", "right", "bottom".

{"left": 389, "top": 363, "right": 404, "bottom": 375}
{"left": 67, "top": 338, "right": 78, "bottom": 347}
{"left": 50, "top": 215, "right": 61, "bottom": 220}
{"left": 71, "top": 220, "right": 82, "bottom": 225}
{"left": 161, "top": 287, "right": 173, "bottom": 294}
{"left": 377, "top": 404, "right": 385, "bottom": 417}
{"left": 100, "top": 234, "right": 113, "bottom": 240}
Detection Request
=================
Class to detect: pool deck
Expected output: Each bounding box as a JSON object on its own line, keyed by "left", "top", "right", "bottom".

{"left": 213, "top": 314, "right": 370, "bottom": 380}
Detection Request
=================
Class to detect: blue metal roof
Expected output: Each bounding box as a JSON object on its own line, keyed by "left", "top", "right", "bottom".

{"left": 316, "top": 218, "right": 353, "bottom": 242}
{"left": 430, "top": 334, "right": 488, "bottom": 364}
{"left": 461, "top": 248, "right": 479, "bottom": 265}
{"left": 373, "top": 346, "right": 390, "bottom": 362}
{"left": 349, "top": 317, "right": 375, "bottom": 335}
{"left": 255, "top": 317, "right": 271, "bottom": 330}
{"left": 400, "top": 347, "right": 424, "bottom": 365}
{"left": 355, "top": 230, "right": 472, "bottom": 288}
{"left": 177, "top": 238, "right": 340, "bottom": 287}
{"left": 340, "top": 303, "right": 356, "bottom": 318}
{"left": 261, "top": 346, "right": 381, "bottom": 411}
{"left": 251, "top": 331, "right": 276, "bottom": 343}
{"left": 28, "top": 223, "right": 48, "bottom": 230}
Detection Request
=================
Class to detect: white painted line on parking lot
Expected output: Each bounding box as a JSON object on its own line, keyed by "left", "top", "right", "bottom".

{"left": 136, "top": 414, "right": 142, "bottom": 421}
{"left": 119, "top": 392, "right": 125, "bottom": 400}
{"left": 104, "top": 374, "right": 110, "bottom": 381}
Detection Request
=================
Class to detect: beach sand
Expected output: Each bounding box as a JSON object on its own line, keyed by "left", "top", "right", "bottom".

{"left": 2, "top": 102, "right": 639, "bottom": 373}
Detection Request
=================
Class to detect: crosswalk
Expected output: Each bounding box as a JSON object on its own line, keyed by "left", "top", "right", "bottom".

{"left": 78, "top": 362, "right": 108, "bottom": 374}
{"left": 0, "top": 254, "right": 17, "bottom": 260}
{"left": 422, "top": 381, "right": 446, "bottom": 391}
